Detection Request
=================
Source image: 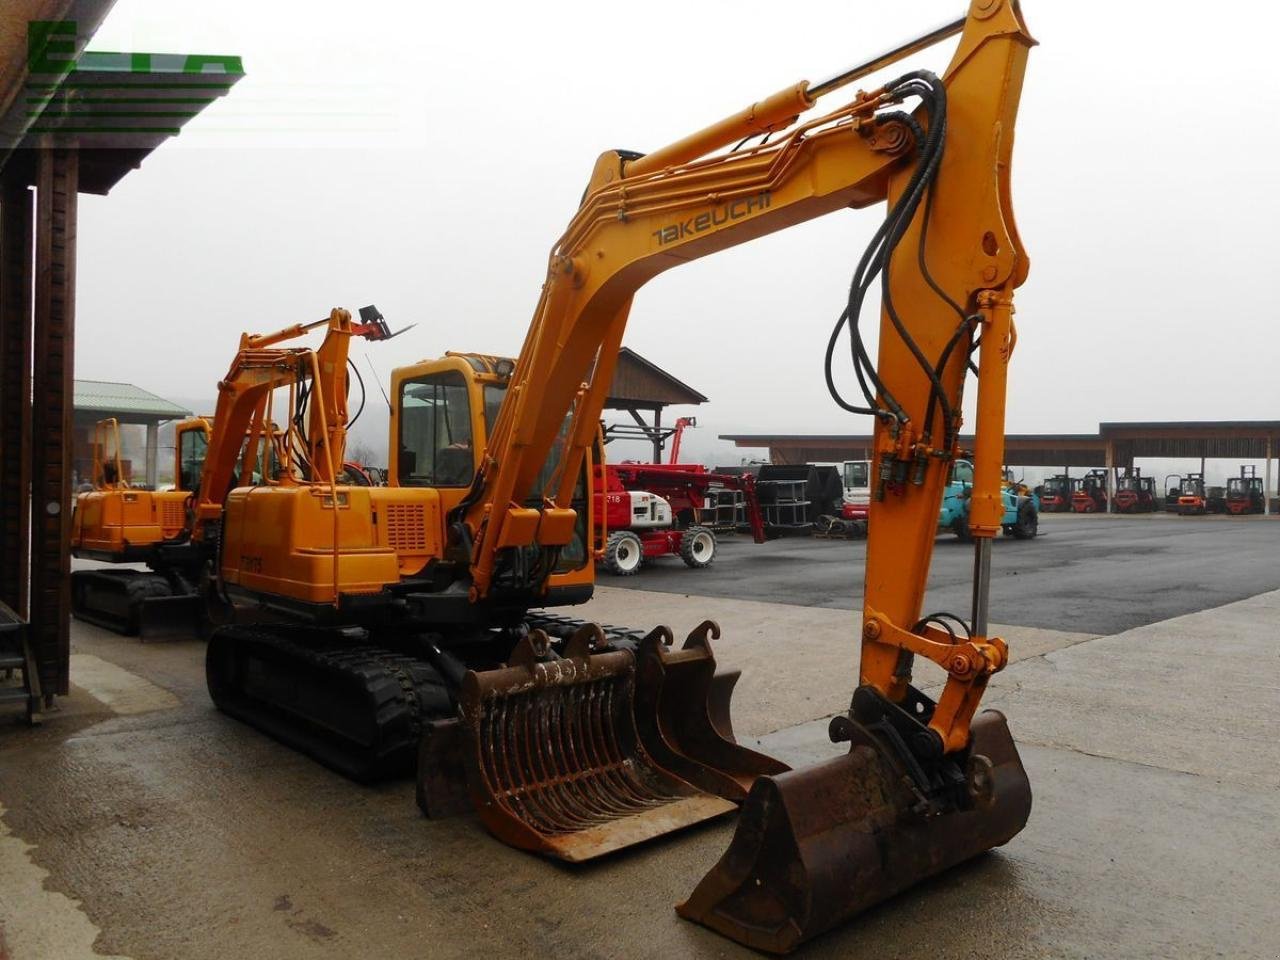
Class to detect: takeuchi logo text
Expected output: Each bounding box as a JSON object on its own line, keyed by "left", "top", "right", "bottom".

{"left": 651, "top": 191, "right": 772, "bottom": 246}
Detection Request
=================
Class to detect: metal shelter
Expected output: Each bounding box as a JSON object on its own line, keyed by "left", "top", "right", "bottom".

{"left": 73, "top": 380, "right": 192, "bottom": 488}
{"left": 724, "top": 421, "right": 1280, "bottom": 513}
{"left": 721, "top": 433, "right": 1109, "bottom": 469}
{"left": 0, "top": 7, "right": 241, "bottom": 699}
{"left": 602, "top": 347, "right": 707, "bottom": 462}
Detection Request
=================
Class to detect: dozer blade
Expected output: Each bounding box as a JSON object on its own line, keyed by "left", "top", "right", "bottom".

{"left": 137, "top": 594, "right": 202, "bottom": 642}
{"left": 677, "top": 709, "right": 1032, "bottom": 954}
{"left": 458, "top": 625, "right": 737, "bottom": 863}
{"left": 634, "top": 621, "right": 789, "bottom": 802}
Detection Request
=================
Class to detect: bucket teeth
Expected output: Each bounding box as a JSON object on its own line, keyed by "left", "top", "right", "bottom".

{"left": 677, "top": 710, "right": 1033, "bottom": 953}
{"left": 459, "top": 624, "right": 739, "bottom": 862}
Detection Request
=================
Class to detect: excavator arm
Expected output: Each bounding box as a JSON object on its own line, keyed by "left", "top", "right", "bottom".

{"left": 465, "top": 0, "right": 1032, "bottom": 756}
{"left": 194, "top": 306, "right": 393, "bottom": 540}
{"left": 443, "top": 3, "right": 1036, "bottom": 946}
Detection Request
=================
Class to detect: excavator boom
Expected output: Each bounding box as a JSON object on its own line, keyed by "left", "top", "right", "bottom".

{"left": 204, "top": 2, "right": 1037, "bottom": 948}
{"left": 450, "top": 0, "right": 1034, "bottom": 946}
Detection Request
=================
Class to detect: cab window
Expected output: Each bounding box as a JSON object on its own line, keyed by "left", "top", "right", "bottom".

{"left": 178, "top": 428, "right": 208, "bottom": 492}
{"left": 951, "top": 461, "right": 974, "bottom": 485}
{"left": 399, "top": 370, "right": 475, "bottom": 487}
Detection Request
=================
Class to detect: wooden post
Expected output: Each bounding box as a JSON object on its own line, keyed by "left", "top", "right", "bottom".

{"left": 0, "top": 178, "right": 34, "bottom": 617}
{"left": 29, "top": 145, "right": 77, "bottom": 698}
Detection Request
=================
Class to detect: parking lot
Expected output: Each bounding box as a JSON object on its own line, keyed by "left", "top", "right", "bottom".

{"left": 2, "top": 513, "right": 1278, "bottom": 959}
{"left": 614, "top": 512, "right": 1280, "bottom": 634}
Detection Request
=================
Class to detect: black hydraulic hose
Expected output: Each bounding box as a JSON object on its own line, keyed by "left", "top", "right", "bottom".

{"left": 826, "top": 107, "right": 931, "bottom": 421}
{"left": 877, "top": 79, "right": 958, "bottom": 440}
{"left": 346, "top": 358, "right": 366, "bottom": 429}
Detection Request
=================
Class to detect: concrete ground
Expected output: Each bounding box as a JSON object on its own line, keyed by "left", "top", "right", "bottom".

{"left": 1, "top": 514, "right": 1278, "bottom": 959}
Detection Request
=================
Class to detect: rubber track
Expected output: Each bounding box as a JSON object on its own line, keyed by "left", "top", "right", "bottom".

{"left": 70, "top": 569, "right": 172, "bottom": 635}
{"left": 206, "top": 625, "right": 450, "bottom": 783}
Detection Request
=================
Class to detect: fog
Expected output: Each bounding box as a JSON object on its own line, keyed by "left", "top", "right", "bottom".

{"left": 75, "top": 1, "right": 1279, "bottom": 472}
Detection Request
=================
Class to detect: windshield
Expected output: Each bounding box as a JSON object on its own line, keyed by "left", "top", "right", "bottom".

{"left": 399, "top": 370, "right": 475, "bottom": 487}
{"left": 1044, "top": 478, "right": 1066, "bottom": 494}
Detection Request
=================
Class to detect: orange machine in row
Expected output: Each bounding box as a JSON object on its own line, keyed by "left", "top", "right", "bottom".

{"left": 203, "top": 2, "right": 1035, "bottom": 951}
{"left": 69, "top": 309, "right": 399, "bottom": 638}
{"left": 70, "top": 416, "right": 220, "bottom": 635}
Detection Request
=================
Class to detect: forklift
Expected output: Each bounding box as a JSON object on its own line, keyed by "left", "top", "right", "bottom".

{"left": 1039, "top": 472, "right": 1073, "bottom": 512}
{"left": 1226, "top": 466, "right": 1265, "bottom": 515}
{"left": 1206, "top": 484, "right": 1228, "bottom": 515}
{"left": 1113, "top": 468, "right": 1157, "bottom": 513}
{"left": 1071, "top": 468, "right": 1109, "bottom": 513}
{"left": 1176, "top": 473, "right": 1208, "bottom": 515}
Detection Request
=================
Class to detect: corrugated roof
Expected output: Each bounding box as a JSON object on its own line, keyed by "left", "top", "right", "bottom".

{"left": 73, "top": 379, "right": 190, "bottom": 419}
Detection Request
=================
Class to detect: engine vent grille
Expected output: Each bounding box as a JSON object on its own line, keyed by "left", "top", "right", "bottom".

{"left": 385, "top": 503, "right": 427, "bottom": 552}
{"left": 161, "top": 500, "right": 186, "bottom": 531}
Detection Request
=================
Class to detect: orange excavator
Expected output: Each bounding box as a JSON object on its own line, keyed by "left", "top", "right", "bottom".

{"left": 70, "top": 416, "right": 221, "bottom": 635}
{"left": 205, "top": 2, "right": 1034, "bottom": 951}
{"left": 70, "top": 316, "right": 397, "bottom": 638}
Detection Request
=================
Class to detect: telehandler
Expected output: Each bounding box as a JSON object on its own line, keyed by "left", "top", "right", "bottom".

{"left": 204, "top": 2, "right": 1036, "bottom": 952}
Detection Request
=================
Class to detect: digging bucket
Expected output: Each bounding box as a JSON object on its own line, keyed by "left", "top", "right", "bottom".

{"left": 458, "top": 624, "right": 737, "bottom": 862}
{"left": 633, "top": 621, "right": 789, "bottom": 801}
{"left": 677, "top": 709, "right": 1031, "bottom": 953}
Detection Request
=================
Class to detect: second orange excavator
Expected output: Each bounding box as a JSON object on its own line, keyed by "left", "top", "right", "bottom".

{"left": 203, "top": 1, "right": 1036, "bottom": 951}
{"left": 70, "top": 415, "right": 222, "bottom": 636}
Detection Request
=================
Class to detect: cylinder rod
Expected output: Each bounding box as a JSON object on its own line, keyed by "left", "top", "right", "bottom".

{"left": 970, "top": 538, "right": 992, "bottom": 638}
{"left": 807, "top": 14, "right": 966, "bottom": 100}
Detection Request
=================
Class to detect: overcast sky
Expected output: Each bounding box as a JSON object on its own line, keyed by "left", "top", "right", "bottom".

{"left": 74, "top": 1, "right": 1279, "bottom": 472}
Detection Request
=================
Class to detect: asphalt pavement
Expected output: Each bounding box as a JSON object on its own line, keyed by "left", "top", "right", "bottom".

{"left": 608, "top": 512, "right": 1280, "bottom": 634}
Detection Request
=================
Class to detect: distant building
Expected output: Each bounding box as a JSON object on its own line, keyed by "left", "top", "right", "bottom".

{"left": 73, "top": 380, "right": 192, "bottom": 489}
